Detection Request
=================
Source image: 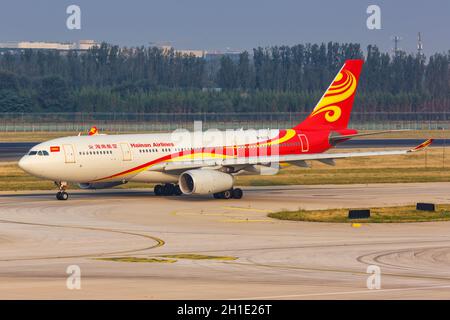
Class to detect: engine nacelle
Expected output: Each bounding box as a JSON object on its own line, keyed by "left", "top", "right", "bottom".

{"left": 78, "top": 181, "right": 126, "bottom": 190}
{"left": 179, "top": 170, "right": 234, "bottom": 195}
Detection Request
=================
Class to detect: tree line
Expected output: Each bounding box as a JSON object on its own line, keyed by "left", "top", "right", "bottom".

{"left": 0, "top": 42, "right": 448, "bottom": 113}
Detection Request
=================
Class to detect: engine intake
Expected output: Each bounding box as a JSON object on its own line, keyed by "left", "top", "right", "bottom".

{"left": 179, "top": 170, "right": 234, "bottom": 195}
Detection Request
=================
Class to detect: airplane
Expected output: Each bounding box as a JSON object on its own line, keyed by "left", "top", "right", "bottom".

{"left": 18, "top": 59, "right": 433, "bottom": 200}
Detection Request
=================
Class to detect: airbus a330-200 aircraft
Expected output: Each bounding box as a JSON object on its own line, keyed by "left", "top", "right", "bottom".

{"left": 18, "top": 60, "right": 432, "bottom": 200}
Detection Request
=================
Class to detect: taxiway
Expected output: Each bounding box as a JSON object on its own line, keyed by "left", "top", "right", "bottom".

{"left": 0, "top": 183, "right": 450, "bottom": 299}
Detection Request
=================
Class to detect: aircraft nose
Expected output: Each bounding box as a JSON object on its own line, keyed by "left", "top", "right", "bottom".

{"left": 18, "top": 156, "right": 33, "bottom": 174}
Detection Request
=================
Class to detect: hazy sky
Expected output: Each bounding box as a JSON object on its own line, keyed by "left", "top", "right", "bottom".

{"left": 0, "top": 0, "right": 448, "bottom": 55}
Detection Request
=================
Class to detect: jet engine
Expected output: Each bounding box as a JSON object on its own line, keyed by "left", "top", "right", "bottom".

{"left": 78, "top": 181, "right": 127, "bottom": 190}
{"left": 178, "top": 170, "right": 234, "bottom": 195}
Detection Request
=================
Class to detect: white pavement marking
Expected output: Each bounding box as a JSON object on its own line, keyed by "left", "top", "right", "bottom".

{"left": 233, "top": 285, "right": 450, "bottom": 300}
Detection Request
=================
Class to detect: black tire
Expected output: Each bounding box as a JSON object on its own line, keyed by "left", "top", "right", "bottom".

{"left": 57, "top": 192, "right": 68, "bottom": 200}
{"left": 163, "top": 184, "right": 174, "bottom": 196}
{"left": 174, "top": 185, "right": 182, "bottom": 196}
{"left": 222, "top": 190, "right": 232, "bottom": 199}
{"left": 154, "top": 185, "right": 162, "bottom": 196}
{"left": 232, "top": 188, "right": 243, "bottom": 199}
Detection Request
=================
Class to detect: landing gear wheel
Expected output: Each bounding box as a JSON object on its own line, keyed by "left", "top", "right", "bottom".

{"left": 162, "top": 183, "right": 175, "bottom": 196}
{"left": 222, "top": 190, "right": 232, "bottom": 199}
{"left": 174, "top": 185, "right": 182, "bottom": 196}
{"left": 56, "top": 191, "right": 68, "bottom": 201}
{"left": 55, "top": 181, "right": 69, "bottom": 201}
{"left": 154, "top": 184, "right": 162, "bottom": 196}
{"left": 155, "top": 184, "right": 182, "bottom": 196}
{"left": 232, "top": 188, "right": 243, "bottom": 199}
{"left": 213, "top": 189, "right": 237, "bottom": 199}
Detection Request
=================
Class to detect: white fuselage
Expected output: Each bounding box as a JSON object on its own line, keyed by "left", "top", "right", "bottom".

{"left": 18, "top": 130, "right": 281, "bottom": 184}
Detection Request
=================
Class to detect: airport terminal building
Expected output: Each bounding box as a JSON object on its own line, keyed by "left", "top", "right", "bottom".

{"left": 0, "top": 40, "right": 98, "bottom": 53}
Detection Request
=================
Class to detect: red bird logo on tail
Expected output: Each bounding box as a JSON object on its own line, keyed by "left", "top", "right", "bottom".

{"left": 295, "top": 59, "right": 364, "bottom": 131}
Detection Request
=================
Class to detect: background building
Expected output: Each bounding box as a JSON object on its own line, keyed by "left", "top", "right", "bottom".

{"left": 0, "top": 40, "right": 99, "bottom": 52}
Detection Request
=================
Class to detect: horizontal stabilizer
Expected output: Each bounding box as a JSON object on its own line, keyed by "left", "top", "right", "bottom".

{"left": 329, "top": 130, "right": 410, "bottom": 144}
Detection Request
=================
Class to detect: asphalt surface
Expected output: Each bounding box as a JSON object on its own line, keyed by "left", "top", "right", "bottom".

{"left": 1, "top": 183, "right": 450, "bottom": 299}
{"left": 1, "top": 139, "right": 448, "bottom": 161}
{"left": 0, "top": 142, "right": 37, "bottom": 161}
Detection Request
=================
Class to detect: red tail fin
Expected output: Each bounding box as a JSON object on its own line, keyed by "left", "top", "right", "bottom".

{"left": 295, "top": 59, "right": 364, "bottom": 131}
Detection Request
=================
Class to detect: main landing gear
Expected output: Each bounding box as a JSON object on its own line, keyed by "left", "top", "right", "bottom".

{"left": 154, "top": 183, "right": 183, "bottom": 196}
{"left": 55, "top": 181, "right": 69, "bottom": 201}
{"left": 213, "top": 188, "right": 243, "bottom": 200}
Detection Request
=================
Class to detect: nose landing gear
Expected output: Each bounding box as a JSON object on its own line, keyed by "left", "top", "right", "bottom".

{"left": 56, "top": 191, "right": 69, "bottom": 200}
{"left": 55, "top": 181, "right": 69, "bottom": 200}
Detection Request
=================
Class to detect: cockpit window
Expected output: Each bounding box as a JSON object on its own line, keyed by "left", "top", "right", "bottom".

{"left": 28, "top": 150, "right": 49, "bottom": 156}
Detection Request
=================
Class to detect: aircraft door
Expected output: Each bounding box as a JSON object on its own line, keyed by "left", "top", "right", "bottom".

{"left": 298, "top": 134, "right": 309, "bottom": 152}
{"left": 119, "top": 143, "right": 132, "bottom": 161}
{"left": 62, "top": 144, "right": 76, "bottom": 163}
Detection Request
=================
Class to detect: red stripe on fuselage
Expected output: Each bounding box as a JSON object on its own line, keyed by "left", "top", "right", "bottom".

{"left": 92, "top": 129, "right": 331, "bottom": 182}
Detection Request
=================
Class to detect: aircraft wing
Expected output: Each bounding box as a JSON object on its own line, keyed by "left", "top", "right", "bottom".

{"left": 152, "top": 139, "right": 433, "bottom": 173}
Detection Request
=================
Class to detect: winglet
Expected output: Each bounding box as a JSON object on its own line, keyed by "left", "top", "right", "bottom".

{"left": 408, "top": 139, "right": 433, "bottom": 152}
